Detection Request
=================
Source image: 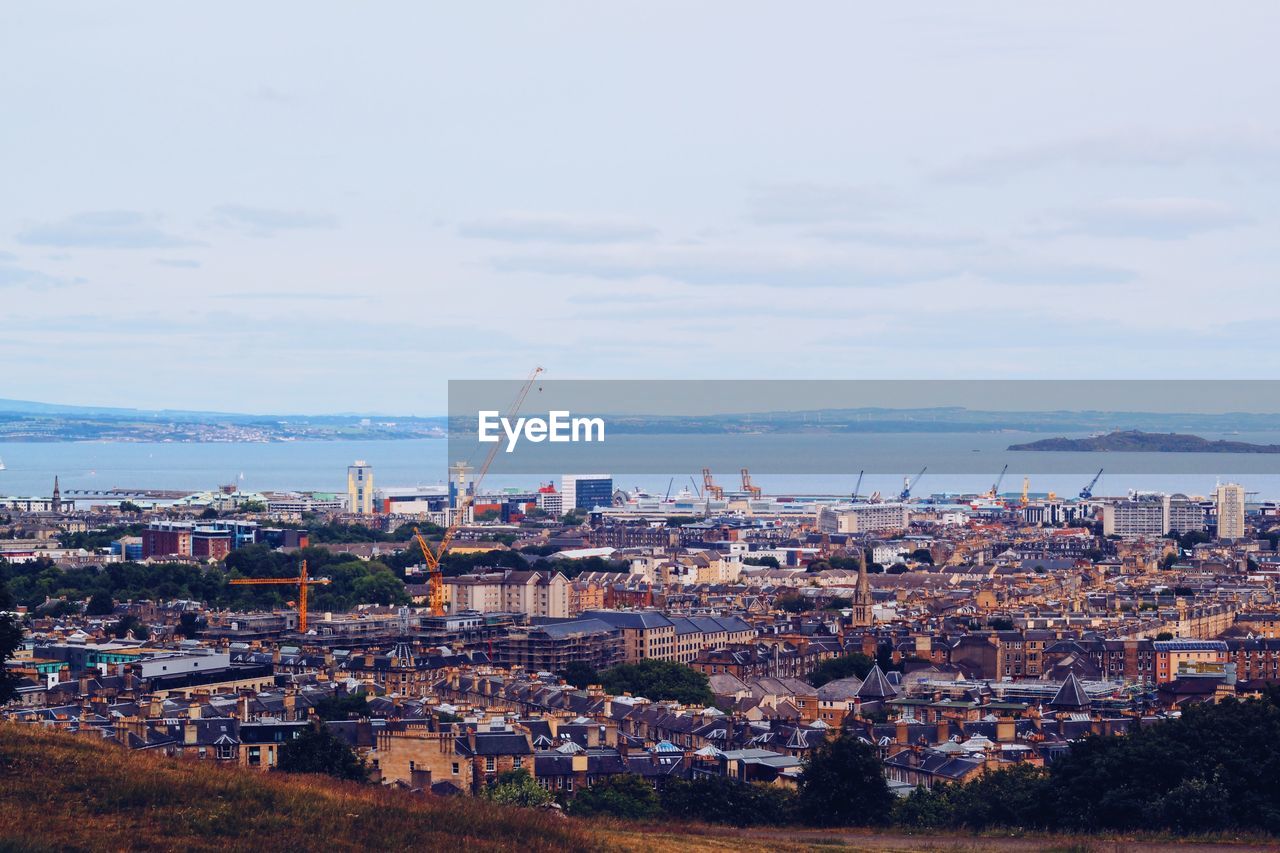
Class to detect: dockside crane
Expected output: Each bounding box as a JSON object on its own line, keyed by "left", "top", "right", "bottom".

{"left": 987, "top": 464, "right": 1008, "bottom": 500}
{"left": 702, "top": 468, "right": 725, "bottom": 500}
{"left": 899, "top": 466, "right": 927, "bottom": 501}
{"left": 1079, "top": 468, "right": 1104, "bottom": 500}
{"left": 740, "top": 468, "right": 762, "bottom": 498}
{"left": 852, "top": 470, "right": 864, "bottom": 502}
{"left": 229, "top": 560, "right": 330, "bottom": 633}
{"left": 413, "top": 366, "right": 545, "bottom": 617}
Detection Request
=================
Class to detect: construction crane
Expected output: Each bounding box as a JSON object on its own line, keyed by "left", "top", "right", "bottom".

{"left": 1079, "top": 468, "right": 1104, "bottom": 500}
{"left": 1021, "top": 477, "right": 1030, "bottom": 506}
{"left": 740, "top": 468, "right": 762, "bottom": 498}
{"left": 413, "top": 367, "right": 544, "bottom": 618}
{"left": 852, "top": 470, "right": 864, "bottom": 502}
{"left": 899, "top": 467, "right": 926, "bottom": 501}
{"left": 987, "top": 464, "right": 1008, "bottom": 499}
{"left": 702, "top": 468, "right": 724, "bottom": 500}
{"left": 229, "top": 560, "right": 330, "bottom": 633}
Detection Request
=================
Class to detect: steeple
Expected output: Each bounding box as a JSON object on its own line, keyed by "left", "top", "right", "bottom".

{"left": 51, "top": 475, "right": 62, "bottom": 514}
{"left": 852, "top": 546, "right": 873, "bottom": 627}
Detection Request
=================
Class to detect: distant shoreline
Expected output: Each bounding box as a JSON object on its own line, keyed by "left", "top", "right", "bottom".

{"left": 1009, "top": 430, "right": 1280, "bottom": 453}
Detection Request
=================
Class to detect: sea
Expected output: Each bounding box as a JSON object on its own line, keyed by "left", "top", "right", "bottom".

{"left": 4, "top": 431, "right": 1280, "bottom": 501}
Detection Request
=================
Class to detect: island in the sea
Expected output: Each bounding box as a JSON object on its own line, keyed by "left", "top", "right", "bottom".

{"left": 1009, "top": 429, "right": 1280, "bottom": 453}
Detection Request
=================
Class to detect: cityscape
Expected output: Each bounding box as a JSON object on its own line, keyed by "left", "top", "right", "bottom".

{"left": 5, "top": 1, "right": 1280, "bottom": 850}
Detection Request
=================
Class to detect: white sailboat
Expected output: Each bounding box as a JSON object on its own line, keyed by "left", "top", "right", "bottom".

{"left": 0, "top": 457, "right": 6, "bottom": 471}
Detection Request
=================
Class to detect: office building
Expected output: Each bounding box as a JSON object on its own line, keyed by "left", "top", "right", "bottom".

{"left": 817, "top": 502, "right": 911, "bottom": 535}
{"left": 1216, "top": 483, "right": 1247, "bottom": 541}
{"left": 561, "top": 474, "right": 613, "bottom": 512}
{"left": 347, "top": 460, "right": 374, "bottom": 515}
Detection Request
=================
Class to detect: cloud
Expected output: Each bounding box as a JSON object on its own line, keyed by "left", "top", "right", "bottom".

{"left": 937, "top": 127, "right": 1280, "bottom": 183}
{"left": 155, "top": 258, "right": 201, "bottom": 269}
{"left": 212, "top": 205, "right": 338, "bottom": 237}
{"left": 807, "top": 225, "right": 986, "bottom": 249}
{"left": 16, "top": 211, "right": 195, "bottom": 249}
{"left": 976, "top": 262, "right": 1137, "bottom": 286}
{"left": 1044, "top": 197, "right": 1251, "bottom": 240}
{"left": 747, "top": 183, "right": 894, "bottom": 225}
{"left": 0, "top": 259, "right": 80, "bottom": 289}
{"left": 458, "top": 213, "right": 657, "bottom": 244}
{"left": 491, "top": 246, "right": 948, "bottom": 289}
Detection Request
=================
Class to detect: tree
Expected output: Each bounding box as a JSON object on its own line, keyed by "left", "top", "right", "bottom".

{"left": 910, "top": 548, "right": 934, "bottom": 564}
{"left": 483, "top": 769, "right": 553, "bottom": 808}
{"left": 313, "top": 690, "right": 370, "bottom": 721}
{"left": 660, "top": 776, "right": 797, "bottom": 826}
{"left": 85, "top": 592, "right": 115, "bottom": 616}
{"left": 568, "top": 774, "right": 660, "bottom": 819}
{"left": 807, "top": 653, "right": 875, "bottom": 687}
{"left": 0, "top": 577, "right": 22, "bottom": 705}
{"left": 199, "top": 507, "right": 219, "bottom": 519}
{"left": 798, "top": 736, "right": 894, "bottom": 826}
{"left": 176, "top": 612, "right": 205, "bottom": 638}
{"left": 744, "top": 555, "right": 780, "bottom": 569}
{"left": 277, "top": 720, "right": 367, "bottom": 782}
{"left": 559, "top": 661, "right": 599, "bottom": 690}
{"left": 1155, "top": 631, "right": 1174, "bottom": 641}
{"left": 118, "top": 501, "right": 143, "bottom": 514}
{"left": 598, "top": 660, "right": 714, "bottom": 706}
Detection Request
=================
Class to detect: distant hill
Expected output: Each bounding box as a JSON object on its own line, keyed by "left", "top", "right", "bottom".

{"left": 1008, "top": 430, "right": 1280, "bottom": 453}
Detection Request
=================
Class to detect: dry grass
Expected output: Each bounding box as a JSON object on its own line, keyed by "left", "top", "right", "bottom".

{"left": 0, "top": 723, "right": 601, "bottom": 853}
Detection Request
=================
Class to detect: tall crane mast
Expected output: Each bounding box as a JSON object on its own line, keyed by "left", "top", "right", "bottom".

{"left": 988, "top": 464, "right": 1008, "bottom": 499}
{"left": 228, "top": 560, "right": 330, "bottom": 633}
{"left": 414, "top": 367, "right": 544, "bottom": 617}
{"left": 852, "top": 470, "right": 864, "bottom": 502}
{"left": 1079, "top": 468, "right": 1104, "bottom": 500}
{"left": 899, "top": 466, "right": 927, "bottom": 501}
{"left": 702, "top": 468, "right": 724, "bottom": 500}
{"left": 740, "top": 467, "right": 762, "bottom": 498}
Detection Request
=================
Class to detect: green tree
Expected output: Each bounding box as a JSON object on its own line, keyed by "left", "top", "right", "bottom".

{"left": 568, "top": 774, "right": 660, "bottom": 819}
{"left": 277, "top": 720, "right": 368, "bottom": 782}
{"left": 744, "top": 555, "right": 780, "bottom": 568}
{"left": 660, "top": 776, "right": 797, "bottom": 826}
{"left": 483, "top": 769, "right": 553, "bottom": 808}
{"left": 313, "top": 690, "right": 370, "bottom": 721}
{"left": 0, "top": 576, "right": 23, "bottom": 704}
{"left": 807, "top": 653, "right": 874, "bottom": 687}
{"left": 559, "top": 661, "right": 600, "bottom": 690}
{"left": 176, "top": 612, "right": 205, "bottom": 638}
{"left": 798, "top": 736, "right": 894, "bottom": 827}
{"left": 85, "top": 591, "right": 115, "bottom": 616}
{"left": 598, "top": 660, "right": 714, "bottom": 706}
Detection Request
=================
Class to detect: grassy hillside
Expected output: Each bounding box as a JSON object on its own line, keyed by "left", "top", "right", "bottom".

{"left": 0, "top": 724, "right": 604, "bottom": 852}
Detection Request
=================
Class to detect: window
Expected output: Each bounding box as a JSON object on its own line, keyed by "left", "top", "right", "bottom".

{"left": 513, "top": 756, "right": 523, "bottom": 769}
{"left": 485, "top": 756, "right": 496, "bottom": 772}
{"left": 452, "top": 762, "right": 460, "bottom": 775}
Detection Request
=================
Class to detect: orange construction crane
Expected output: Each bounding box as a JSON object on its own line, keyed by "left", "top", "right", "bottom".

{"left": 229, "top": 559, "right": 330, "bottom": 633}
{"left": 740, "top": 467, "right": 762, "bottom": 498}
{"left": 702, "top": 467, "right": 724, "bottom": 500}
{"left": 413, "top": 367, "right": 545, "bottom": 617}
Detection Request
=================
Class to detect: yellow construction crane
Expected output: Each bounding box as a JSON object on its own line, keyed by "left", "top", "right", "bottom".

{"left": 740, "top": 468, "right": 762, "bottom": 499}
{"left": 413, "top": 367, "right": 545, "bottom": 617}
{"left": 1021, "top": 477, "right": 1030, "bottom": 506}
{"left": 702, "top": 467, "right": 724, "bottom": 500}
{"left": 228, "top": 559, "right": 330, "bottom": 633}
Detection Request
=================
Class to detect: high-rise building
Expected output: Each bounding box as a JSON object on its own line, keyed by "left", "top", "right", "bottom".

{"left": 1215, "top": 482, "right": 1247, "bottom": 541}
{"left": 347, "top": 460, "right": 374, "bottom": 515}
{"left": 561, "top": 474, "right": 613, "bottom": 512}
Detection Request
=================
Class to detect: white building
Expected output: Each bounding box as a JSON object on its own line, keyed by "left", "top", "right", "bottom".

{"left": 817, "top": 502, "right": 911, "bottom": 535}
{"left": 1216, "top": 483, "right": 1247, "bottom": 541}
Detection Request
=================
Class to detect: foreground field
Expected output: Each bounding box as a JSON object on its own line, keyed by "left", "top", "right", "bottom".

{"left": 1, "top": 724, "right": 1277, "bottom": 852}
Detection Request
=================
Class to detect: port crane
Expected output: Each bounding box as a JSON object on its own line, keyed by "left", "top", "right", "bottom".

{"left": 851, "top": 470, "right": 864, "bottom": 502}
{"left": 899, "top": 467, "right": 926, "bottom": 501}
{"left": 413, "top": 367, "right": 545, "bottom": 617}
{"left": 229, "top": 560, "right": 330, "bottom": 633}
{"left": 1079, "top": 468, "right": 1104, "bottom": 500}
{"left": 740, "top": 468, "right": 762, "bottom": 499}
{"left": 702, "top": 468, "right": 724, "bottom": 500}
{"left": 987, "top": 464, "right": 1008, "bottom": 500}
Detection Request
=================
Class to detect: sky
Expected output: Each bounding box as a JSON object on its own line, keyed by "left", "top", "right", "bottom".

{"left": 2, "top": 2, "right": 1278, "bottom": 414}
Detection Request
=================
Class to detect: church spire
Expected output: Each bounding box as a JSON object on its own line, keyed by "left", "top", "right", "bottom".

{"left": 852, "top": 545, "right": 873, "bottom": 627}
{"left": 51, "top": 475, "right": 62, "bottom": 514}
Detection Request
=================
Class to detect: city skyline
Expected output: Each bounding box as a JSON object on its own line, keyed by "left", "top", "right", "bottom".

{"left": 3, "top": 2, "right": 1279, "bottom": 412}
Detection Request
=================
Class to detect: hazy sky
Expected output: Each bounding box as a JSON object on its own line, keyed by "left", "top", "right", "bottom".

{"left": 2, "top": 3, "right": 1278, "bottom": 414}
